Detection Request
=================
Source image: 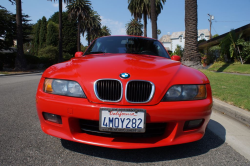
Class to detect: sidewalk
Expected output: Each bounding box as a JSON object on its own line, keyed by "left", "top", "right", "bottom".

{"left": 0, "top": 70, "right": 43, "bottom": 76}
{"left": 211, "top": 71, "right": 250, "bottom": 76}
{"left": 213, "top": 98, "right": 250, "bottom": 127}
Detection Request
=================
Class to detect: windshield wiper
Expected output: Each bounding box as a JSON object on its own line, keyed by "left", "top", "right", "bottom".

{"left": 85, "top": 51, "right": 105, "bottom": 55}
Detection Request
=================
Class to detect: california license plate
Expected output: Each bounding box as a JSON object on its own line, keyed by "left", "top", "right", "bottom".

{"left": 99, "top": 108, "right": 146, "bottom": 133}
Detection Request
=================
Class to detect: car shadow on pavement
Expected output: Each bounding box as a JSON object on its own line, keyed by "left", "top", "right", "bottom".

{"left": 61, "top": 119, "right": 225, "bottom": 163}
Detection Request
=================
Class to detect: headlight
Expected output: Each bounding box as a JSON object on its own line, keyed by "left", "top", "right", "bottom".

{"left": 43, "top": 78, "right": 86, "bottom": 98}
{"left": 161, "top": 85, "right": 206, "bottom": 101}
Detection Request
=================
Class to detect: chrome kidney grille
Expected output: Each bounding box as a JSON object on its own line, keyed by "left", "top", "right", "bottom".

{"left": 94, "top": 79, "right": 122, "bottom": 102}
{"left": 94, "top": 79, "right": 154, "bottom": 103}
{"left": 126, "top": 81, "right": 154, "bottom": 103}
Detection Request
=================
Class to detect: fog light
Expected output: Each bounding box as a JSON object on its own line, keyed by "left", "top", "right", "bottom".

{"left": 183, "top": 119, "right": 204, "bottom": 131}
{"left": 43, "top": 112, "right": 62, "bottom": 124}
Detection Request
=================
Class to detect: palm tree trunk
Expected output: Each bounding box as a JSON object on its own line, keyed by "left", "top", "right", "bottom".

{"left": 15, "top": 0, "right": 26, "bottom": 70}
{"left": 87, "top": 28, "right": 90, "bottom": 46}
{"left": 77, "top": 17, "right": 81, "bottom": 51}
{"left": 58, "top": 0, "right": 63, "bottom": 62}
{"left": 150, "top": 0, "right": 157, "bottom": 39}
{"left": 143, "top": 13, "right": 147, "bottom": 37}
{"left": 182, "top": 0, "right": 201, "bottom": 67}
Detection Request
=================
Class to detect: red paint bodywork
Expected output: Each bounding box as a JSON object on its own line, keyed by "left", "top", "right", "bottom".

{"left": 36, "top": 36, "right": 212, "bottom": 149}
{"left": 74, "top": 51, "right": 83, "bottom": 57}
{"left": 171, "top": 55, "right": 181, "bottom": 62}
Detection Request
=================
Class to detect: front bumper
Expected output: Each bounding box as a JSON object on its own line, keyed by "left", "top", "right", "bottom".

{"left": 36, "top": 89, "right": 212, "bottom": 149}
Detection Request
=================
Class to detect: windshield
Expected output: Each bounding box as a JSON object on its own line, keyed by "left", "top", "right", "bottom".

{"left": 84, "top": 36, "right": 170, "bottom": 58}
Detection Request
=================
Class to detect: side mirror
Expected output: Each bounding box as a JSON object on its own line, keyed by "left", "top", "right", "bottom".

{"left": 171, "top": 55, "right": 181, "bottom": 62}
{"left": 75, "top": 52, "right": 83, "bottom": 57}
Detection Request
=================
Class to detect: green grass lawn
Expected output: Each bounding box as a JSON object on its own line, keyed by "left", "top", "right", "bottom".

{"left": 208, "top": 62, "right": 250, "bottom": 74}
{"left": 201, "top": 70, "right": 250, "bottom": 111}
{"left": 0, "top": 72, "right": 9, "bottom": 74}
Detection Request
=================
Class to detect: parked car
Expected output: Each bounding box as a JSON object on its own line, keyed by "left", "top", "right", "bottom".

{"left": 36, "top": 35, "right": 212, "bottom": 149}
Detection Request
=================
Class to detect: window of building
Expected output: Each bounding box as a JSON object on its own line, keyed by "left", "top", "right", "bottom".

{"left": 200, "top": 33, "right": 205, "bottom": 40}
{"left": 179, "top": 35, "right": 183, "bottom": 42}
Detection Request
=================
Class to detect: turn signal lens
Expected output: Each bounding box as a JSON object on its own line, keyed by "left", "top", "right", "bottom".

{"left": 194, "top": 85, "right": 207, "bottom": 99}
{"left": 44, "top": 79, "right": 53, "bottom": 93}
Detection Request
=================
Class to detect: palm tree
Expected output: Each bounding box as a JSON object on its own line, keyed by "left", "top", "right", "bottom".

{"left": 150, "top": 0, "right": 157, "bottom": 39}
{"left": 49, "top": 0, "right": 72, "bottom": 62}
{"left": 8, "top": 0, "right": 26, "bottom": 70}
{"left": 126, "top": 19, "right": 143, "bottom": 36}
{"left": 182, "top": 0, "right": 201, "bottom": 68}
{"left": 101, "top": 26, "right": 111, "bottom": 36}
{"left": 67, "top": 0, "right": 91, "bottom": 51}
{"left": 15, "top": 0, "right": 26, "bottom": 70}
{"left": 128, "top": 0, "right": 165, "bottom": 38}
{"left": 82, "top": 10, "right": 101, "bottom": 45}
{"left": 128, "top": 0, "right": 149, "bottom": 37}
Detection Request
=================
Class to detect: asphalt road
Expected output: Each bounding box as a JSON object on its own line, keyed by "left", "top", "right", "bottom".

{"left": 0, "top": 74, "right": 249, "bottom": 166}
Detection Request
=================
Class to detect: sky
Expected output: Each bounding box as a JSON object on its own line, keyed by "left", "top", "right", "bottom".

{"left": 2, "top": 0, "right": 250, "bottom": 46}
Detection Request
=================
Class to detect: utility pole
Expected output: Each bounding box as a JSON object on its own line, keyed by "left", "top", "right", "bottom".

{"left": 208, "top": 14, "right": 214, "bottom": 39}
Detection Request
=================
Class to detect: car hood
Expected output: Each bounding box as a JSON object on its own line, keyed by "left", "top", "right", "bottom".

{"left": 43, "top": 53, "right": 209, "bottom": 105}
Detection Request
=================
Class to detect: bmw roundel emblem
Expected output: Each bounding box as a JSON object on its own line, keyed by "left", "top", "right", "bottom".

{"left": 120, "top": 73, "right": 130, "bottom": 79}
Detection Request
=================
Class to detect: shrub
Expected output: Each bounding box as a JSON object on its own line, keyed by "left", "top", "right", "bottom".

{"left": 63, "top": 52, "right": 73, "bottom": 61}
{"left": 38, "top": 46, "right": 58, "bottom": 66}
{"left": 24, "top": 54, "right": 40, "bottom": 64}
{"left": 0, "top": 52, "right": 16, "bottom": 69}
{"left": 173, "top": 45, "right": 183, "bottom": 57}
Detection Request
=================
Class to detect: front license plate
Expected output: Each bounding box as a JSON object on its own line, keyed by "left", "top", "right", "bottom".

{"left": 99, "top": 108, "right": 146, "bottom": 133}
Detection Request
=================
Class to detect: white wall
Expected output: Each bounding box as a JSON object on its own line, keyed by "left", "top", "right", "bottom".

{"left": 171, "top": 35, "right": 209, "bottom": 51}
{"left": 162, "top": 42, "right": 171, "bottom": 51}
{"left": 171, "top": 37, "right": 185, "bottom": 52}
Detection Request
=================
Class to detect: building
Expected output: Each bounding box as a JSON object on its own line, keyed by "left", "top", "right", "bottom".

{"left": 159, "top": 29, "right": 210, "bottom": 52}
{"left": 159, "top": 35, "right": 171, "bottom": 51}
{"left": 198, "top": 24, "right": 250, "bottom": 55}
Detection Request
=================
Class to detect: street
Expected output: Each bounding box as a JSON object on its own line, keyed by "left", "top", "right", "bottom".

{"left": 0, "top": 74, "right": 249, "bottom": 166}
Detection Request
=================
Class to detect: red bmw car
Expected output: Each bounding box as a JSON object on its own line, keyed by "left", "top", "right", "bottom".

{"left": 36, "top": 36, "right": 212, "bottom": 149}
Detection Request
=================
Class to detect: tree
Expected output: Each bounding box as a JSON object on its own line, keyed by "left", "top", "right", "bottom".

{"left": 0, "top": 8, "right": 32, "bottom": 51}
{"left": 150, "top": 0, "right": 157, "bottom": 39}
{"left": 48, "top": 0, "right": 73, "bottom": 62}
{"left": 173, "top": 45, "right": 184, "bottom": 57}
{"left": 0, "top": 9, "right": 15, "bottom": 50}
{"left": 46, "top": 21, "right": 59, "bottom": 47}
{"left": 157, "top": 29, "right": 161, "bottom": 36}
{"left": 213, "top": 34, "right": 219, "bottom": 38}
{"left": 67, "top": 0, "right": 91, "bottom": 51}
{"left": 101, "top": 25, "right": 111, "bottom": 36}
{"left": 128, "top": 0, "right": 165, "bottom": 37}
{"left": 48, "top": 11, "right": 77, "bottom": 55}
{"left": 39, "top": 16, "right": 47, "bottom": 49}
{"left": 62, "top": 12, "right": 77, "bottom": 55}
{"left": 182, "top": 0, "right": 201, "bottom": 68}
{"left": 126, "top": 19, "right": 143, "bottom": 36}
{"left": 220, "top": 30, "right": 250, "bottom": 64}
{"left": 15, "top": 0, "right": 27, "bottom": 70}
{"left": 33, "top": 19, "right": 41, "bottom": 55}
{"left": 82, "top": 10, "right": 101, "bottom": 45}
{"left": 128, "top": 0, "right": 149, "bottom": 37}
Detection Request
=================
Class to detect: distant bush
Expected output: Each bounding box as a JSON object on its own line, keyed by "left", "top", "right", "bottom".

{"left": 63, "top": 52, "right": 73, "bottom": 61}
{"left": 0, "top": 52, "right": 16, "bottom": 69}
{"left": 38, "top": 46, "right": 58, "bottom": 66}
{"left": 24, "top": 54, "right": 40, "bottom": 64}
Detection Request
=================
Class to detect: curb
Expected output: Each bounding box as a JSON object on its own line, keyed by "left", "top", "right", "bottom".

{"left": 213, "top": 98, "right": 250, "bottom": 127}
{"left": 210, "top": 71, "right": 250, "bottom": 76}
{"left": 0, "top": 71, "right": 43, "bottom": 77}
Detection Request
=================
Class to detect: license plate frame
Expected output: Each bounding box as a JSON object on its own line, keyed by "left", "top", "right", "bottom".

{"left": 99, "top": 108, "right": 146, "bottom": 133}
